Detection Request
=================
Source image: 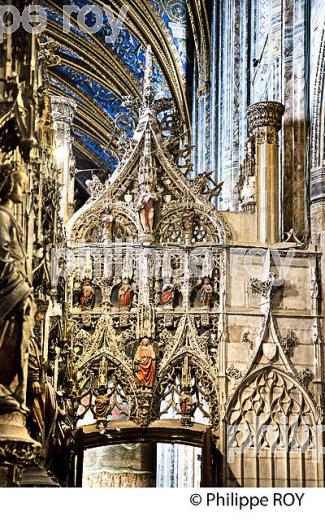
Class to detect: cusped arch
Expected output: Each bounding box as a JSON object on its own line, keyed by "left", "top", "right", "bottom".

{"left": 75, "top": 345, "right": 137, "bottom": 425}
{"left": 69, "top": 200, "right": 138, "bottom": 242}
{"left": 157, "top": 351, "right": 219, "bottom": 427}
{"left": 158, "top": 202, "right": 229, "bottom": 245}
{"left": 226, "top": 366, "right": 318, "bottom": 447}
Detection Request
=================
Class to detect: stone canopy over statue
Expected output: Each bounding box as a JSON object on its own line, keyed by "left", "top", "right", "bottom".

{"left": 0, "top": 164, "right": 34, "bottom": 415}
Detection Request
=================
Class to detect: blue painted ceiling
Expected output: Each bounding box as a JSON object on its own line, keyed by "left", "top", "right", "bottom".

{"left": 43, "top": 0, "right": 192, "bottom": 191}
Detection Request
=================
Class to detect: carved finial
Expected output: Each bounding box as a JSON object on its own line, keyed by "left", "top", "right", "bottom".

{"left": 85, "top": 174, "right": 104, "bottom": 199}
{"left": 181, "top": 355, "right": 191, "bottom": 388}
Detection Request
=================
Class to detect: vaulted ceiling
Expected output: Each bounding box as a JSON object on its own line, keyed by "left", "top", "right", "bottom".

{"left": 42, "top": 0, "right": 210, "bottom": 196}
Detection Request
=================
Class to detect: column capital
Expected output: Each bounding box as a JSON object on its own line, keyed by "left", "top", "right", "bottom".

{"left": 311, "top": 166, "right": 325, "bottom": 204}
{"left": 247, "top": 101, "right": 285, "bottom": 133}
{"left": 51, "top": 96, "right": 76, "bottom": 124}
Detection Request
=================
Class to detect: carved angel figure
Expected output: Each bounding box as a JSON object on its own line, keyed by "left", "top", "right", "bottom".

{"left": 0, "top": 163, "right": 34, "bottom": 415}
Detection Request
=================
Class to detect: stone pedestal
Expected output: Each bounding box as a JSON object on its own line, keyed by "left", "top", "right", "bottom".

{"left": 247, "top": 101, "right": 285, "bottom": 244}
{"left": 83, "top": 443, "right": 156, "bottom": 488}
{"left": 0, "top": 413, "right": 41, "bottom": 487}
{"left": 21, "top": 465, "right": 60, "bottom": 487}
{"left": 139, "top": 231, "right": 155, "bottom": 246}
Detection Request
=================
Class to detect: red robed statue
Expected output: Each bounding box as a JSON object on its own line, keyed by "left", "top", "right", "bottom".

{"left": 137, "top": 186, "right": 158, "bottom": 233}
{"left": 134, "top": 338, "right": 156, "bottom": 388}
{"left": 161, "top": 284, "right": 175, "bottom": 306}
{"left": 118, "top": 278, "right": 133, "bottom": 308}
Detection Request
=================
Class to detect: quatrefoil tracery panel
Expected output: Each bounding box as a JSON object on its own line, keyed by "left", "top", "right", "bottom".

{"left": 159, "top": 213, "right": 215, "bottom": 244}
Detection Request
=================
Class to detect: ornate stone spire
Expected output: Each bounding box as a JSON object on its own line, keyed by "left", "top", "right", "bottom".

{"left": 132, "top": 45, "right": 157, "bottom": 143}
{"left": 132, "top": 45, "right": 173, "bottom": 143}
{"left": 139, "top": 47, "right": 155, "bottom": 184}
{"left": 142, "top": 45, "right": 154, "bottom": 111}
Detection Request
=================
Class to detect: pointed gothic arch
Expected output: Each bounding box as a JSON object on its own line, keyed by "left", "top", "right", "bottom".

{"left": 311, "top": 24, "right": 325, "bottom": 171}
{"left": 156, "top": 353, "right": 219, "bottom": 428}
{"left": 225, "top": 365, "right": 321, "bottom": 487}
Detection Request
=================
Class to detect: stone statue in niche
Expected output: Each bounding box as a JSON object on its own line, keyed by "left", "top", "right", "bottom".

{"left": 95, "top": 383, "right": 119, "bottom": 429}
{"left": 118, "top": 278, "right": 134, "bottom": 309}
{"left": 0, "top": 163, "right": 34, "bottom": 415}
{"left": 100, "top": 210, "right": 114, "bottom": 243}
{"left": 182, "top": 207, "right": 195, "bottom": 245}
{"left": 161, "top": 283, "right": 175, "bottom": 309}
{"left": 95, "top": 386, "right": 112, "bottom": 428}
{"left": 179, "top": 387, "right": 194, "bottom": 426}
{"left": 72, "top": 278, "right": 82, "bottom": 307}
{"left": 134, "top": 338, "right": 156, "bottom": 389}
{"left": 137, "top": 184, "right": 159, "bottom": 233}
{"left": 179, "top": 357, "right": 194, "bottom": 425}
{"left": 182, "top": 207, "right": 195, "bottom": 232}
{"left": 79, "top": 278, "right": 95, "bottom": 310}
{"left": 27, "top": 336, "right": 58, "bottom": 461}
{"left": 95, "top": 357, "right": 114, "bottom": 428}
{"left": 198, "top": 277, "right": 214, "bottom": 308}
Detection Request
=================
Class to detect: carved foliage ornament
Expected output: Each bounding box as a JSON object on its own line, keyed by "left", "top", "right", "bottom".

{"left": 51, "top": 96, "right": 76, "bottom": 124}
{"left": 247, "top": 102, "right": 285, "bottom": 133}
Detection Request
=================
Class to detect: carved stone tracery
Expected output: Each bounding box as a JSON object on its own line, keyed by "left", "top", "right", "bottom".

{"left": 228, "top": 367, "right": 317, "bottom": 450}
{"left": 62, "top": 48, "right": 226, "bottom": 431}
